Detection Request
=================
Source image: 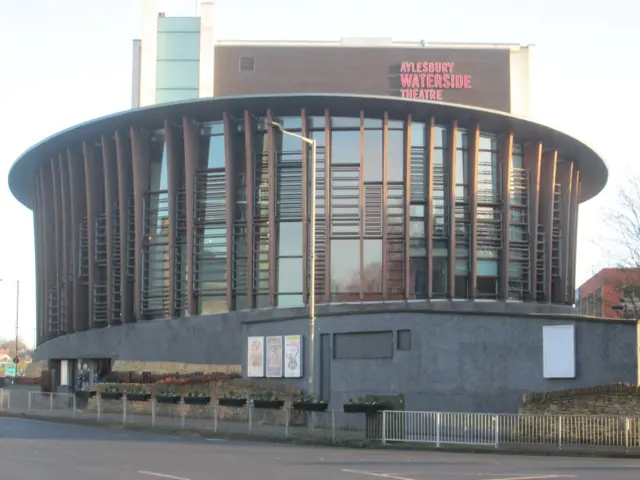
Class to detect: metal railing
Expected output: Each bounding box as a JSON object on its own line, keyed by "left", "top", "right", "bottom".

{"left": 2, "top": 390, "right": 640, "bottom": 454}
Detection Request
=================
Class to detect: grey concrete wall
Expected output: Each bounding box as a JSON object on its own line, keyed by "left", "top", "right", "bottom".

{"left": 33, "top": 299, "right": 576, "bottom": 364}
{"left": 33, "top": 300, "right": 635, "bottom": 414}
{"left": 242, "top": 310, "right": 639, "bottom": 413}
{"left": 33, "top": 314, "right": 243, "bottom": 366}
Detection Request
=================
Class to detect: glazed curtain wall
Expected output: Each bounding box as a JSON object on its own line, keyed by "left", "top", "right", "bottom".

{"left": 32, "top": 109, "right": 581, "bottom": 344}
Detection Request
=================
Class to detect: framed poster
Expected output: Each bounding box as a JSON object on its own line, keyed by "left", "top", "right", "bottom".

{"left": 247, "top": 336, "right": 265, "bottom": 378}
{"left": 266, "top": 336, "right": 284, "bottom": 378}
{"left": 284, "top": 335, "right": 303, "bottom": 378}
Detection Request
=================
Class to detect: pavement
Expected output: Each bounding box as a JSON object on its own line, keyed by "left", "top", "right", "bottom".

{"left": 0, "top": 417, "right": 640, "bottom": 480}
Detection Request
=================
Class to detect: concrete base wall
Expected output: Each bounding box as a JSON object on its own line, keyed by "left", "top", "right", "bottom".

{"left": 32, "top": 301, "right": 636, "bottom": 414}
{"left": 242, "top": 309, "right": 639, "bottom": 413}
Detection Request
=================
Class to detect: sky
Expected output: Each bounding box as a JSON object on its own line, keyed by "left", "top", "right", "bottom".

{"left": 0, "top": 0, "right": 638, "bottom": 347}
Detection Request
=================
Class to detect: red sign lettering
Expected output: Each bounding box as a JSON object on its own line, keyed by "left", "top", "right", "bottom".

{"left": 398, "top": 62, "right": 472, "bottom": 100}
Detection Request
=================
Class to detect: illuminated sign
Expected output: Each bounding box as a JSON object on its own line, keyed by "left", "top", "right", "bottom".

{"left": 399, "top": 61, "right": 472, "bottom": 101}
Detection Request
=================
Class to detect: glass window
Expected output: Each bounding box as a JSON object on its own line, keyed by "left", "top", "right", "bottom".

{"left": 332, "top": 117, "right": 360, "bottom": 128}
{"left": 205, "top": 135, "right": 225, "bottom": 169}
{"left": 478, "top": 260, "right": 499, "bottom": 276}
{"left": 156, "top": 32, "right": 200, "bottom": 61}
{"left": 387, "top": 121, "right": 404, "bottom": 183}
{"left": 277, "top": 258, "right": 303, "bottom": 293}
{"left": 410, "top": 257, "right": 426, "bottom": 298}
{"left": 363, "top": 239, "right": 383, "bottom": 296}
{"left": 277, "top": 294, "right": 304, "bottom": 307}
{"left": 433, "top": 126, "right": 448, "bottom": 148}
{"left": 308, "top": 116, "right": 326, "bottom": 130}
{"left": 155, "top": 89, "right": 198, "bottom": 104}
{"left": 332, "top": 130, "right": 360, "bottom": 164}
{"left": 330, "top": 239, "right": 360, "bottom": 296}
{"left": 278, "top": 222, "right": 303, "bottom": 256}
{"left": 276, "top": 116, "right": 302, "bottom": 130}
{"left": 432, "top": 255, "right": 448, "bottom": 296}
{"left": 158, "top": 17, "right": 201, "bottom": 33}
{"left": 199, "top": 297, "right": 228, "bottom": 315}
{"left": 364, "top": 127, "right": 383, "bottom": 182}
{"left": 149, "top": 135, "right": 168, "bottom": 192}
{"left": 156, "top": 60, "right": 199, "bottom": 89}
{"left": 511, "top": 142, "right": 524, "bottom": 169}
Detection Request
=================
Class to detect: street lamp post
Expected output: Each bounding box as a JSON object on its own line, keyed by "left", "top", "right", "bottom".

{"left": 0, "top": 279, "right": 20, "bottom": 362}
{"left": 270, "top": 121, "right": 317, "bottom": 395}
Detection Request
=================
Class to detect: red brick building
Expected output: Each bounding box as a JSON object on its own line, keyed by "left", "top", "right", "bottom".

{"left": 577, "top": 268, "right": 640, "bottom": 319}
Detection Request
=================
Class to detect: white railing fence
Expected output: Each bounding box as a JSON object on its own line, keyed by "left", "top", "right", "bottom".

{"left": 1, "top": 390, "right": 640, "bottom": 453}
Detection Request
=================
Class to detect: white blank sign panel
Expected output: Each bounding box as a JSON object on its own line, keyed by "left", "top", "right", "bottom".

{"left": 542, "top": 325, "right": 576, "bottom": 379}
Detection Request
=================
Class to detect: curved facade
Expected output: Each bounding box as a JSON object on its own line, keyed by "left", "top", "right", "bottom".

{"left": 9, "top": 94, "right": 607, "bottom": 347}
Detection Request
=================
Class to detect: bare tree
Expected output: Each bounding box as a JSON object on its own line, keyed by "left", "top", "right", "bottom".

{"left": 600, "top": 174, "right": 640, "bottom": 318}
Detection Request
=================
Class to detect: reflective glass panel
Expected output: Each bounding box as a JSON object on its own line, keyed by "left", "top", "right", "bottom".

{"left": 364, "top": 127, "right": 383, "bottom": 182}
{"left": 332, "top": 130, "right": 360, "bottom": 164}
{"left": 330, "top": 239, "right": 360, "bottom": 294}
{"left": 388, "top": 121, "right": 404, "bottom": 182}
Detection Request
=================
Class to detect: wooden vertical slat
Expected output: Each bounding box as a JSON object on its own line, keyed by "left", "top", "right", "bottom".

{"left": 115, "top": 131, "right": 134, "bottom": 323}
{"left": 182, "top": 117, "right": 199, "bottom": 315}
{"left": 244, "top": 111, "right": 255, "bottom": 307}
{"left": 557, "top": 161, "right": 575, "bottom": 302}
{"left": 58, "top": 153, "right": 72, "bottom": 333}
{"left": 267, "top": 109, "right": 277, "bottom": 306}
{"left": 382, "top": 111, "right": 389, "bottom": 299}
{"left": 359, "top": 110, "right": 365, "bottom": 300}
{"left": 101, "top": 133, "right": 118, "bottom": 324}
{"left": 499, "top": 133, "right": 513, "bottom": 300}
{"left": 569, "top": 170, "right": 580, "bottom": 297}
{"left": 447, "top": 121, "right": 458, "bottom": 298}
{"left": 223, "top": 112, "right": 236, "bottom": 310}
{"left": 35, "top": 170, "right": 46, "bottom": 343}
{"left": 425, "top": 117, "right": 435, "bottom": 298}
{"left": 165, "top": 120, "right": 183, "bottom": 317}
{"left": 324, "top": 108, "right": 331, "bottom": 302}
{"left": 524, "top": 142, "right": 542, "bottom": 300}
{"left": 130, "top": 127, "right": 150, "bottom": 320}
{"left": 83, "top": 142, "right": 98, "bottom": 327}
{"left": 50, "top": 157, "right": 61, "bottom": 335}
{"left": 68, "top": 148, "right": 88, "bottom": 331}
{"left": 467, "top": 125, "right": 480, "bottom": 299}
{"left": 301, "top": 109, "right": 309, "bottom": 305}
{"left": 539, "top": 149, "right": 558, "bottom": 302}
{"left": 40, "top": 167, "right": 55, "bottom": 337}
{"left": 403, "top": 114, "right": 412, "bottom": 299}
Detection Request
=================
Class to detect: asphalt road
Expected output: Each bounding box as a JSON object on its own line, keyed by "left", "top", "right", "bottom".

{"left": 0, "top": 417, "right": 640, "bottom": 480}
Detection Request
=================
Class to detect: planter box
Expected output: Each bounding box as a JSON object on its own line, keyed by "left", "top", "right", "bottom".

{"left": 218, "top": 398, "right": 247, "bottom": 408}
{"left": 184, "top": 396, "right": 211, "bottom": 405}
{"left": 343, "top": 403, "right": 388, "bottom": 415}
{"left": 156, "top": 395, "right": 181, "bottom": 404}
{"left": 74, "top": 391, "right": 96, "bottom": 399}
{"left": 253, "top": 399, "right": 285, "bottom": 410}
{"left": 126, "top": 393, "right": 151, "bottom": 402}
{"left": 101, "top": 391, "right": 123, "bottom": 400}
{"left": 293, "top": 402, "right": 328, "bottom": 412}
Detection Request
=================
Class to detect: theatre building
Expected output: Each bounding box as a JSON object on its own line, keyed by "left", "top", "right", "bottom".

{"left": 9, "top": 3, "right": 636, "bottom": 412}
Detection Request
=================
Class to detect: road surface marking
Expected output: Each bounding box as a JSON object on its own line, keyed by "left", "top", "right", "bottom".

{"left": 342, "top": 469, "right": 415, "bottom": 480}
{"left": 138, "top": 470, "right": 190, "bottom": 480}
{"left": 485, "top": 475, "right": 576, "bottom": 480}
